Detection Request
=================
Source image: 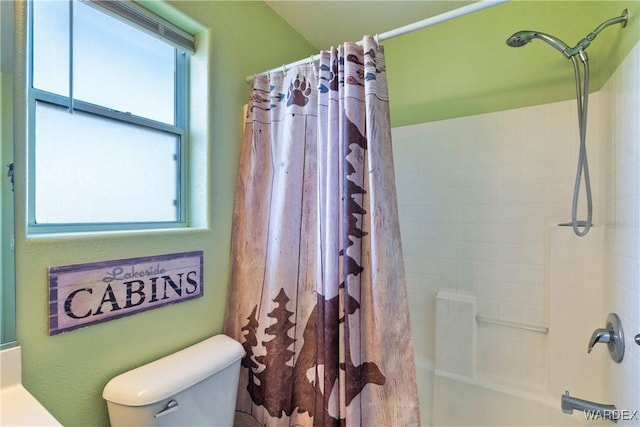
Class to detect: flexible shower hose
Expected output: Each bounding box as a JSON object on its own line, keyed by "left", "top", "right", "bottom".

{"left": 569, "top": 53, "right": 593, "bottom": 237}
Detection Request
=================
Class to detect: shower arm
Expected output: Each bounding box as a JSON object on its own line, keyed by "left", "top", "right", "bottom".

{"left": 564, "top": 9, "right": 628, "bottom": 57}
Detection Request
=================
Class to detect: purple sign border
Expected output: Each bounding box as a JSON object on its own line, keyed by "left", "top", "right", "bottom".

{"left": 48, "top": 251, "right": 203, "bottom": 335}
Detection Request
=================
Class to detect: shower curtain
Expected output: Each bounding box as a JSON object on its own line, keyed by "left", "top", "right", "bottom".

{"left": 224, "top": 36, "right": 420, "bottom": 426}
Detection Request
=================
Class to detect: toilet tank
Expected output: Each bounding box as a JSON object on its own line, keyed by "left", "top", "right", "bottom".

{"left": 103, "top": 334, "right": 244, "bottom": 427}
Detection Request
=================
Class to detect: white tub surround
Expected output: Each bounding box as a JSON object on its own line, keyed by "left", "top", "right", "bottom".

{"left": 0, "top": 346, "right": 62, "bottom": 426}
{"left": 432, "top": 371, "right": 588, "bottom": 426}
{"left": 397, "top": 41, "right": 640, "bottom": 426}
{"left": 435, "top": 288, "right": 476, "bottom": 379}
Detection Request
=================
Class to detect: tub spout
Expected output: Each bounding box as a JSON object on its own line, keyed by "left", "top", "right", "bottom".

{"left": 562, "top": 391, "right": 618, "bottom": 423}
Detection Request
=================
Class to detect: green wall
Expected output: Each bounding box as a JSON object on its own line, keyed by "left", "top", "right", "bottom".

{"left": 1, "top": 73, "right": 16, "bottom": 348}
{"left": 385, "top": 1, "right": 640, "bottom": 127}
{"left": 1, "top": 0, "right": 17, "bottom": 348}
{"left": 12, "top": 1, "right": 314, "bottom": 426}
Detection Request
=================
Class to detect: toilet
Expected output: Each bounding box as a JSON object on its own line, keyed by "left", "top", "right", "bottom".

{"left": 103, "top": 334, "right": 244, "bottom": 426}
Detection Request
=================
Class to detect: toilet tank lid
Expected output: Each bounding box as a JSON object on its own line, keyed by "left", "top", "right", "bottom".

{"left": 103, "top": 334, "right": 244, "bottom": 406}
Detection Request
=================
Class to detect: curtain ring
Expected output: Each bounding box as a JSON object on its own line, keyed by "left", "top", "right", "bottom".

{"left": 282, "top": 64, "right": 287, "bottom": 74}
{"left": 374, "top": 33, "right": 380, "bottom": 45}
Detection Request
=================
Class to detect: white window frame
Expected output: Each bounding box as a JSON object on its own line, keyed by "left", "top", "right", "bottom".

{"left": 27, "top": 0, "right": 195, "bottom": 233}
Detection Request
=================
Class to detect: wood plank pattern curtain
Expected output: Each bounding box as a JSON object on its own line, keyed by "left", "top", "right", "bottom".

{"left": 224, "top": 36, "right": 420, "bottom": 427}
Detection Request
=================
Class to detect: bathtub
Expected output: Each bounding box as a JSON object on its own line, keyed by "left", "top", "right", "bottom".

{"left": 415, "top": 358, "right": 599, "bottom": 426}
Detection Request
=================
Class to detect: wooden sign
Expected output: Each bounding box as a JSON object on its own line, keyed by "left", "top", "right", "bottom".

{"left": 48, "top": 251, "right": 203, "bottom": 335}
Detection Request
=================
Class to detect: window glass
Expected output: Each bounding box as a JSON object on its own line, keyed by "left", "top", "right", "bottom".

{"left": 32, "top": 0, "right": 69, "bottom": 96}
{"left": 34, "top": 102, "right": 179, "bottom": 224}
{"left": 74, "top": 1, "right": 175, "bottom": 124}
{"left": 29, "top": 0, "right": 188, "bottom": 230}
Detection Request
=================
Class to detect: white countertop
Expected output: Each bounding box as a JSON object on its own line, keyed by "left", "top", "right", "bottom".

{"left": 0, "top": 346, "right": 62, "bottom": 426}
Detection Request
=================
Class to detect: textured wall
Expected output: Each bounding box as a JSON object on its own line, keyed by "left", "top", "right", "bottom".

{"left": 384, "top": 1, "right": 640, "bottom": 126}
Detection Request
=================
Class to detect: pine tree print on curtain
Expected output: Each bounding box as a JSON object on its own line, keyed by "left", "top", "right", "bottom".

{"left": 224, "top": 36, "right": 420, "bottom": 427}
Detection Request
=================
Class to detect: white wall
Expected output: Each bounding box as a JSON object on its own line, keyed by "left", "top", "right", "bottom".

{"left": 393, "top": 93, "right": 608, "bottom": 392}
{"left": 394, "top": 41, "right": 639, "bottom": 419}
{"left": 602, "top": 42, "right": 640, "bottom": 425}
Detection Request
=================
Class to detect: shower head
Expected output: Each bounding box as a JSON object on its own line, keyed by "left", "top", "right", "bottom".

{"left": 506, "top": 31, "right": 571, "bottom": 57}
{"left": 506, "top": 9, "right": 629, "bottom": 59}
{"left": 505, "top": 32, "right": 534, "bottom": 47}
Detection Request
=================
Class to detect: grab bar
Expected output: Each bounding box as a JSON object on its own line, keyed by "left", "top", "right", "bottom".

{"left": 476, "top": 315, "right": 549, "bottom": 334}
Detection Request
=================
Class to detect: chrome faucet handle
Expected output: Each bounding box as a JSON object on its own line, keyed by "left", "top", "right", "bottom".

{"left": 587, "top": 313, "right": 625, "bottom": 363}
{"left": 587, "top": 328, "right": 611, "bottom": 353}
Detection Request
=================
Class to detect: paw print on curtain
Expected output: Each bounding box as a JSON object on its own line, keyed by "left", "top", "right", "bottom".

{"left": 286, "top": 75, "right": 313, "bottom": 107}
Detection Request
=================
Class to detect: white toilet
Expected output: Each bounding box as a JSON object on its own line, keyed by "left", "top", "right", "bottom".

{"left": 103, "top": 334, "right": 244, "bottom": 427}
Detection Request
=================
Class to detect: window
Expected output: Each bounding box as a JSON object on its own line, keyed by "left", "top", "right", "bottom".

{"left": 28, "top": 0, "right": 195, "bottom": 231}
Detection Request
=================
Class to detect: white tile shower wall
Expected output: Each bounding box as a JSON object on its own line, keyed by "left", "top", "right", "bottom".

{"left": 602, "top": 41, "right": 640, "bottom": 425}
{"left": 394, "top": 89, "right": 608, "bottom": 390}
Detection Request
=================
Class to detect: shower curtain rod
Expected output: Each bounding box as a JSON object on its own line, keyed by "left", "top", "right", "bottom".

{"left": 245, "top": 0, "right": 508, "bottom": 83}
